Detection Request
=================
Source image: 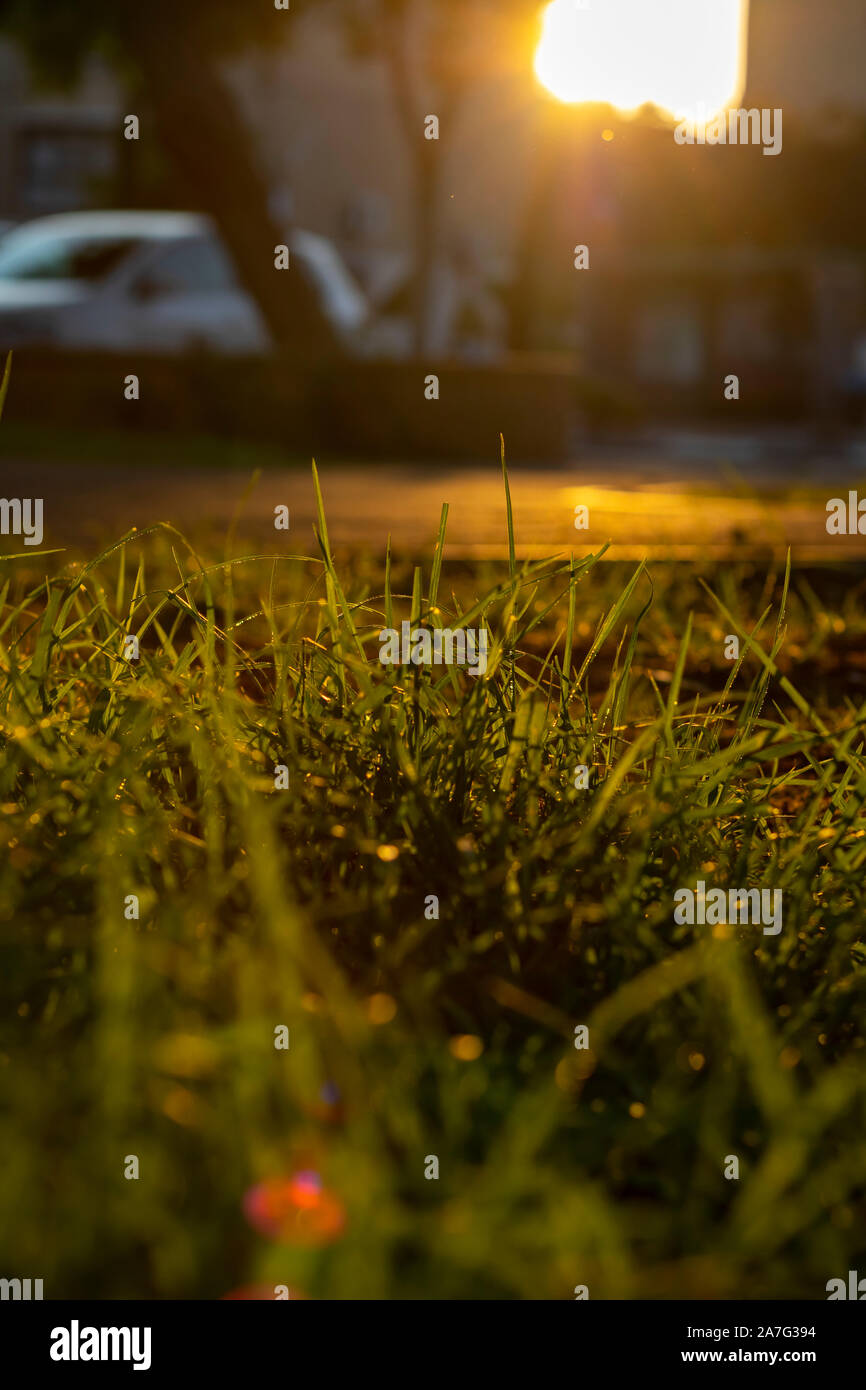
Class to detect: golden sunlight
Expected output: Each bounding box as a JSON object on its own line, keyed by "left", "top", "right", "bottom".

{"left": 534, "top": 0, "right": 750, "bottom": 123}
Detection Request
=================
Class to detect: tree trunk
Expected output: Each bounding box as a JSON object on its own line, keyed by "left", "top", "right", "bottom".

{"left": 508, "top": 99, "right": 567, "bottom": 351}
{"left": 124, "top": 16, "right": 344, "bottom": 359}
{"left": 381, "top": 1, "right": 446, "bottom": 358}
{"left": 411, "top": 140, "right": 440, "bottom": 356}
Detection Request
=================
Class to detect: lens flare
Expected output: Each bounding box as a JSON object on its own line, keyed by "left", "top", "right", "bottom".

{"left": 243, "top": 1172, "right": 346, "bottom": 1246}
{"left": 307, "top": 1080, "right": 346, "bottom": 1125}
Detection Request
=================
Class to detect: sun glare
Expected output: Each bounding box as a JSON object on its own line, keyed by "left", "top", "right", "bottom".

{"left": 534, "top": 0, "right": 749, "bottom": 123}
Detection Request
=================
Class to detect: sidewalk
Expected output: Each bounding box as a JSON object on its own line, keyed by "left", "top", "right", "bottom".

{"left": 4, "top": 451, "right": 866, "bottom": 562}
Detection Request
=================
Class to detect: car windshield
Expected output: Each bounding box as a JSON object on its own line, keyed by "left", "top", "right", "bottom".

{"left": 0, "top": 233, "right": 140, "bottom": 282}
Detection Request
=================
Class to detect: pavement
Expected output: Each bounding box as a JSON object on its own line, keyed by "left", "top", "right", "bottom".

{"left": 4, "top": 431, "right": 866, "bottom": 562}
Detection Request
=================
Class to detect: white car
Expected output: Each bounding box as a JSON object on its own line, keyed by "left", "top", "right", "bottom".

{"left": 0, "top": 210, "right": 369, "bottom": 354}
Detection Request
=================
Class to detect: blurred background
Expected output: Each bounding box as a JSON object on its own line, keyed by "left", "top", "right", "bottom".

{"left": 0, "top": 0, "right": 865, "bottom": 497}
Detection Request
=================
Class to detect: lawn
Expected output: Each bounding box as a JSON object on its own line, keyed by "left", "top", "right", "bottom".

{"left": 1, "top": 457, "right": 865, "bottom": 1300}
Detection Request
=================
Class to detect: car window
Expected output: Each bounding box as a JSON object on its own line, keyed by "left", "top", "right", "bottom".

{"left": 137, "top": 238, "right": 238, "bottom": 294}
{"left": 0, "top": 234, "right": 140, "bottom": 281}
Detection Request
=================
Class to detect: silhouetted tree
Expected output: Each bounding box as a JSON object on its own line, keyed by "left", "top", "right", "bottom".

{"left": 298, "top": 0, "right": 546, "bottom": 354}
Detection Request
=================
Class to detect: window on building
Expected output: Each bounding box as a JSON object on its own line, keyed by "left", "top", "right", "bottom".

{"left": 633, "top": 302, "right": 705, "bottom": 384}
{"left": 16, "top": 128, "right": 115, "bottom": 215}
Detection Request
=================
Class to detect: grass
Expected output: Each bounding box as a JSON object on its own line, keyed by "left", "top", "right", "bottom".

{"left": 1, "top": 448, "right": 866, "bottom": 1300}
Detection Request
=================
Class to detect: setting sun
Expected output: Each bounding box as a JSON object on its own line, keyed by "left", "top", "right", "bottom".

{"left": 534, "top": 0, "right": 750, "bottom": 122}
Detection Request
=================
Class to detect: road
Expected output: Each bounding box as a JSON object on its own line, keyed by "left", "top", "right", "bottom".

{"left": 4, "top": 437, "right": 866, "bottom": 562}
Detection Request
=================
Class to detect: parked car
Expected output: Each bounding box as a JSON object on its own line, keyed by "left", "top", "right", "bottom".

{"left": 0, "top": 210, "right": 369, "bottom": 354}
